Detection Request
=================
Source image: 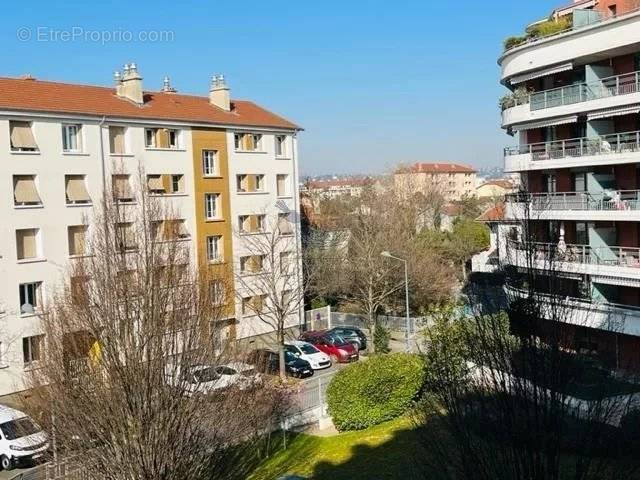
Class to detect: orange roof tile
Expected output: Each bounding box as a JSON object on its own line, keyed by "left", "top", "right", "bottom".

{"left": 0, "top": 77, "right": 299, "bottom": 130}
{"left": 476, "top": 203, "right": 506, "bottom": 222}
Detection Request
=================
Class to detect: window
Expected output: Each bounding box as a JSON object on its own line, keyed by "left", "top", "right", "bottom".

{"left": 205, "top": 193, "right": 220, "bottom": 220}
{"left": 62, "top": 124, "right": 82, "bottom": 152}
{"left": 112, "top": 175, "right": 133, "bottom": 202}
{"left": 116, "top": 222, "right": 137, "bottom": 252}
{"left": 209, "top": 280, "right": 226, "bottom": 306}
{"left": 202, "top": 150, "right": 218, "bottom": 176}
{"left": 109, "top": 126, "right": 126, "bottom": 154}
{"left": 147, "top": 175, "right": 165, "bottom": 194}
{"left": 234, "top": 133, "right": 262, "bottom": 152}
{"left": 275, "top": 135, "right": 287, "bottom": 157}
{"left": 16, "top": 228, "right": 40, "bottom": 260}
{"left": 242, "top": 295, "right": 265, "bottom": 315}
{"left": 240, "top": 255, "right": 264, "bottom": 274}
{"left": 65, "top": 175, "right": 91, "bottom": 204}
{"left": 23, "top": 335, "right": 44, "bottom": 365}
{"left": 280, "top": 251, "right": 293, "bottom": 274}
{"left": 576, "top": 222, "right": 588, "bottom": 245}
{"left": 68, "top": 225, "right": 88, "bottom": 256}
{"left": 608, "top": 4, "right": 617, "bottom": 16}
{"left": 277, "top": 174, "right": 289, "bottom": 197}
{"left": 145, "top": 128, "right": 179, "bottom": 149}
{"left": 162, "top": 220, "right": 190, "bottom": 241}
{"left": 278, "top": 213, "right": 293, "bottom": 235}
{"left": 170, "top": 174, "right": 184, "bottom": 194}
{"left": 206, "top": 235, "right": 223, "bottom": 262}
{"left": 13, "top": 175, "right": 41, "bottom": 206}
{"left": 19, "top": 282, "right": 42, "bottom": 315}
{"left": 70, "top": 275, "right": 90, "bottom": 305}
{"left": 9, "top": 121, "right": 38, "bottom": 152}
{"left": 239, "top": 214, "right": 266, "bottom": 234}
{"left": 237, "top": 174, "right": 265, "bottom": 193}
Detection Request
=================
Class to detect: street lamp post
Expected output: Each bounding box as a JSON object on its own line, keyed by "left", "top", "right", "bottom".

{"left": 381, "top": 251, "right": 411, "bottom": 352}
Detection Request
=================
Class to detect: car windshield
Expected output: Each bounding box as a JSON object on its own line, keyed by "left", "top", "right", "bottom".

{"left": 0, "top": 417, "right": 39, "bottom": 440}
{"left": 284, "top": 351, "right": 298, "bottom": 362}
{"left": 192, "top": 367, "right": 219, "bottom": 383}
{"left": 300, "top": 343, "right": 319, "bottom": 354}
{"left": 327, "top": 334, "right": 348, "bottom": 346}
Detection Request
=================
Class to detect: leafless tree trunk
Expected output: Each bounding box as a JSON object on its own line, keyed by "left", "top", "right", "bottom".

{"left": 22, "top": 170, "right": 290, "bottom": 480}
{"left": 234, "top": 216, "right": 304, "bottom": 381}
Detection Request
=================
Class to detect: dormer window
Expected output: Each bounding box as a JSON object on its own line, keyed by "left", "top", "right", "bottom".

{"left": 10, "top": 121, "right": 38, "bottom": 152}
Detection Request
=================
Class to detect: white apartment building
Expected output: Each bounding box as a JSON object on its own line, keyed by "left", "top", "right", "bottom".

{"left": 0, "top": 65, "right": 302, "bottom": 398}
{"left": 498, "top": 1, "right": 640, "bottom": 370}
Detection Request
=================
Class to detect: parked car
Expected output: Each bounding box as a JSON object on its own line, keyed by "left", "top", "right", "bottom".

{"left": 249, "top": 348, "right": 314, "bottom": 378}
{"left": 0, "top": 406, "right": 49, "bottom": 470}
{"left": 299, "top": 331, "right": 359, "bottom": 363}
{"left": 170, "top": 362, "right": 260, "bottom": 395}
{"left": 284, "top": 340, "right": 332, "bottom": 370}
{"left": 327, "top": 326, "right": 368, "bottom": 351}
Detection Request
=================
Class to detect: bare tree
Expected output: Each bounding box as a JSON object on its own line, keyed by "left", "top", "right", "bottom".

{"left": 22, "top": 171, "right": 290, "bottom": 480}
{"left": 234, "top": 214, "right": 304, "bottom": 380}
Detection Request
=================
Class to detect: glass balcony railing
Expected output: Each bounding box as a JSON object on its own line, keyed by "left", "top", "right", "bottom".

{"left": 509, "top": 240, "right": 640, "bottom": 269}
{"left": 504, "top": 130, "right": 640, "bottom": 161}
{"left": 506, "top": 190, "right": 640, "bottom": 211}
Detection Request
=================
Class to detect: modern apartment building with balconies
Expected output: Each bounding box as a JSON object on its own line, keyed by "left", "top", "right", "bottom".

{"left": 0, "top": 65, "right": 302, "bottom": 399}
{"left": 498, "top": 1, "right": 640, "bottom": 371}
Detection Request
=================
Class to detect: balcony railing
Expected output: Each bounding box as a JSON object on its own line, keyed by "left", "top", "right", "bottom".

{"left": 506, "top": 190, "right": 640, "bottom": 211}
{"left": 505, "top": 129, "right": 640, "bottom": 161}
{"left": 510, "top": 240, "right": 640, "bottom": 269}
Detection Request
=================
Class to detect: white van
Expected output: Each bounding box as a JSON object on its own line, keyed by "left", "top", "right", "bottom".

{"left": 0, "top": 406, "right": 49, "bottom": 470}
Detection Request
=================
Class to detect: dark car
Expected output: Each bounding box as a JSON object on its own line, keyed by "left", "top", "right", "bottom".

{"left": 327, "top": 326, "right": 368, "bottom": 351}
{"left": 248, "top": 349, "right": 314, "bottom": 379}
{"left": 299, "top": 331, "right": 359, "bottom": 363}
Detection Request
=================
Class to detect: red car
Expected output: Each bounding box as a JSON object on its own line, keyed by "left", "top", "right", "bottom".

{"left": 299, "top": 330, "right": 359, "bottom": 363}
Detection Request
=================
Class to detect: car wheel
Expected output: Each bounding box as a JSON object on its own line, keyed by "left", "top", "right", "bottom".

{"left": 0, "top": 455, "right": 12, "bottom": 471}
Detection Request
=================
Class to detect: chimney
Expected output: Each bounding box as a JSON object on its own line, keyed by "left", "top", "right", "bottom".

{"left": 209, "top": 74, "right": 230, "bottom": 111}
{"left": 161, "top": 76, "right": 177, "bottom": 93}
{"left": 115, "top": 63, "right": 144, "bottom": 105}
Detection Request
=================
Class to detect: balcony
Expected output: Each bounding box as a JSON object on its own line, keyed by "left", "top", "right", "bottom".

{"left": 505, "top": 240, "right": 640, "bottom": 284}
{"left": 499, "top": 8, "right": 640, "bottom": 85}
{"left": 502, "top": 71, "right": 640, "bottom": 129}
{"left": 504, "top": 130, "right": 640, "bottom": 172}
{"left": 506, "top": 190, "right": 640, "bottom": 221}
{"left": 506, "top": 286, "right": 640, "bottom": 336}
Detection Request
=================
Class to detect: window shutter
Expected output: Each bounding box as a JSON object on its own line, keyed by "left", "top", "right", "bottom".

{"left": 66, "top": 177, "right": 90, "bottom": 203}
{"left": 14, "top": 176, "right": 41, "bottom": 204}
{"left": 157, "top": 129, "right": 170, "bottom": 149}
{"left": 244, "top": 134, "right": 254, "bottom": 151}
{"left": 162, "top": 175, "right": 172, "bottom": 193}
{"left": 10, "top": 122, "right": 38, "bottom": 149}
{"left": 113, "top": 176, "right": 132, "bottom": 200}
{"left": 147, "top": 175, "right": 165, "bottom": 192}
{"left": 69, "top": 226, "right": 86, "bottom": 256}
{"left": 109, "top": 127, "right": 125, "bottom": 154}
{"left": 17, "top": 229, "right": 37, "bottom": 259}
{"left": 249, "top": 215, "right": 258, "bottom": 233}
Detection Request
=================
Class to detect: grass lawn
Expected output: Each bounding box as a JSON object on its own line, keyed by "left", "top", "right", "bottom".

{"left": 248, "top": 416, "right": 422, "bottom": 480}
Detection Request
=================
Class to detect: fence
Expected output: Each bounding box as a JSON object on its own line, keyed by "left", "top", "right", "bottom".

{"left": 304, "top": 306, "right": 426, "bottom": 334}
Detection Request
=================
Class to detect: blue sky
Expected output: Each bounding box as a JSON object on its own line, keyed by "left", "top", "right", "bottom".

{"left": 1, "top": 0, "right": 559, "bottom": 175}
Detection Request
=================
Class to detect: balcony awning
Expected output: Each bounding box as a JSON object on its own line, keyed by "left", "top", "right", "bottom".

{"left": 510, "top": 62, "right": 573, "bottom": 85}
{"left": 587, "top": 105, "right": 640, "bottom": 121}
{"left": 512, "top": 114, "right": 578, "bottom": 131}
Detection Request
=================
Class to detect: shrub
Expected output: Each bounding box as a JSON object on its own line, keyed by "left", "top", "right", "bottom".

{"left": 525, "top": 17, "right": 571, "bottom": 39}
{"left": 503, "top": 35, "right": 527, "bottom": 50}
{"left": 327, "top": 353, "right": 424, "bottom": 431}
{"left": 373, "top": 325, "right": 391, "bottom": 354}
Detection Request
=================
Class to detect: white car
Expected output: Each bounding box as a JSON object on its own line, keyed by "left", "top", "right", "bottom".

{"left": 284, "top": 340, "right": 332, "bottom": 370}
{"left": 172, "top": 362, "right": 260, "bottom": 395}
{"left": 0, "top": 406, "right": 49, "bottom": 470}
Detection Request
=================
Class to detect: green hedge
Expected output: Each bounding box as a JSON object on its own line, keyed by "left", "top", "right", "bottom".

{"left": 327, "top": 353, "right": 425, "bottom": 431}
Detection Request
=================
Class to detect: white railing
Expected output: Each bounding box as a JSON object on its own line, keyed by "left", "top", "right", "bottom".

{"left": 506, "top": 190, "right": 640, "bottom": 211}
{"left": 505, "top": 130, "right": 640, "bottom": 161}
